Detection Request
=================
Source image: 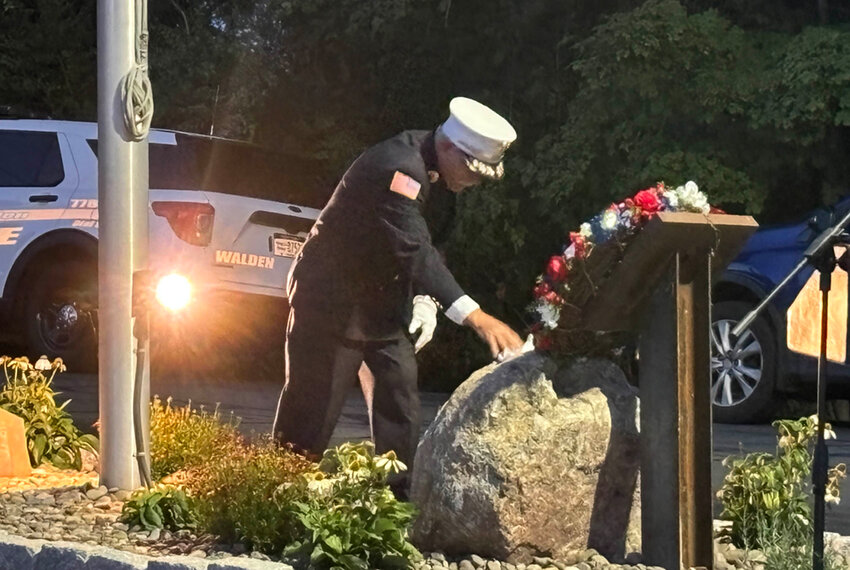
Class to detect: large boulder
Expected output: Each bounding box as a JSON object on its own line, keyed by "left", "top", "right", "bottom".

{"left": 410, "top": 353, "right": 641, "bottom": 563}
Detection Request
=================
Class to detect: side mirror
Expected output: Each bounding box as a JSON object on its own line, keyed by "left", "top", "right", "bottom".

{"left": 808, "top": 208, "right": 833, "bottom": 232}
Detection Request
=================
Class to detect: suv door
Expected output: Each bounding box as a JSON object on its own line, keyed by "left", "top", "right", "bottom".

{"left": 0, "top": 129, "right": 80, "bottom": 287}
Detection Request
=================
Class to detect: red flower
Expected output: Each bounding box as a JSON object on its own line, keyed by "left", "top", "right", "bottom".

{"left": 535, "top": 334, "right": 553, "bottom": 351}
{"left": 709, "top": 206, "right": 726, "bottom": 214}
{"left": 569, "top": 232, "right": 588, "bottom": 259}
{"left": 634, "top": 189, "right": 661, "bottom": 216}
{"left": 546, "top": 255, "right": 569, "bottom": 282}
{"left": 543, "top": 290, "right": 564, "bottom": 305}
{"left": 533, "top": 282, "right": 551, "bottom": 299}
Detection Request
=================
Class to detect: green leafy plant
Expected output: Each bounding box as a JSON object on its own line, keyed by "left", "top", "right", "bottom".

{"left": 0, "top": 355, "right": 98, "bottom": 469}
{"left": 277, "top": 442, "right": 421, "bottom": 570}
{"left": 187, "top": 435, "right": 315, "bottom": 552}
{"left": 718, "top": 415, "right": 847, "bottom": 566}
{"left": 120, "top": 483, "right": 197, "bottom": 531}
{"left": 149, "top": 395, "right": 242, "bottom": 481}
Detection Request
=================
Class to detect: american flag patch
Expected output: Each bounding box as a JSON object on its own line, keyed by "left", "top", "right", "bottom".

{"left": 389, "top": 171, "right": 421, "bottom": 200}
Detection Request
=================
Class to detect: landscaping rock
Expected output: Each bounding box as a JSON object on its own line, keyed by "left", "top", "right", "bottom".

{"left": 112, "top": 490, "right": 132, "bottom": 502}
{"left": 209, "top": 559, "right": 295, "bottom": 570}
{"left": 85, "top": 486, "right": 109, "bottom": 502}
{"left": 831, "top": 534, "right": 850, "bottom": 560}
{"left": 94, "top": 495, "right": 112, "bottom": 509}
{"left": 84, "top": 549, "right": 149, "bottom": 569}
{"left": 32, "top": 542, "right": 96, "bottom": 569}
{"left": 148, "top": 556, "right": 210, "bottom": 569}
{"left": 80, "top": 449, "right": 99, "bottom": 474}
{"left": 0, "top": 530, "right": 42, "bottom": 570}
{"left": 411, "top": 354, "right": 641, "bottom": 563}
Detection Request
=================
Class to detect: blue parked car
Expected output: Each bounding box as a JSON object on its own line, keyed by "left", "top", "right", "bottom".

{"left": 712, "top": 199, "right": 850, "bottom": 423}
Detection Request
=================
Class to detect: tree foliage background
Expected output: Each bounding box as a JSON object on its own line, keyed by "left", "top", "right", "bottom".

{"left": 2, "top": 0, "right": 850, "bottom": 386}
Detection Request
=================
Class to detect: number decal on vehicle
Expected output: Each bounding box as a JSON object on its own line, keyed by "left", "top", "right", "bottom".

{"left": 70, "top": 199, "right": 98, "bottom": 209}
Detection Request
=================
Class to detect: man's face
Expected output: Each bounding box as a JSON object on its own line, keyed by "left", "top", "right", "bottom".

{"left": 436, "top": 143, "right": 484, "bottom": 193}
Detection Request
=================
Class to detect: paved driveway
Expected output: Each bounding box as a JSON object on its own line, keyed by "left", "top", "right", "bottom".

{"left": 53, "top": 372, "right": 850, "bottom": 535}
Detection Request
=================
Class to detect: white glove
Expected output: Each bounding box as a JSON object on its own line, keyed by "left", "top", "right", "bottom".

{"left": 409, "top": 295, "right": 438, "bottom": 352}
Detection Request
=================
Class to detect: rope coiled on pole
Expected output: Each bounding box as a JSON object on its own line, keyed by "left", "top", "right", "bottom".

{"left": 122, "top": 0, "right": 153, "bottom": 141}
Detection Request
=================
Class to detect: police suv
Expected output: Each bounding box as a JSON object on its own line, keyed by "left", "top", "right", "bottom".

{"left": 0, "top": 119, "right": 325, "bottom": 371}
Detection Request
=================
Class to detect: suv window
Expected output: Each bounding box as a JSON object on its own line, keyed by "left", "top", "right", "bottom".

{"left": 88, "top": 134, "right": 332, "bottom": 208}
{"left": 0, "top": 130, "right": 65, "bottom": 187}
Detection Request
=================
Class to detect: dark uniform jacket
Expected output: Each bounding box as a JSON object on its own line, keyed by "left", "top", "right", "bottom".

{"left": 287, "top": 130, "right": 464, "bottom": 340}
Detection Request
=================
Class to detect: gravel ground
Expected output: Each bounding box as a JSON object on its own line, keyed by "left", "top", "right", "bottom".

{"left": 2, "top": 466, "right": 850, "bottom": 570}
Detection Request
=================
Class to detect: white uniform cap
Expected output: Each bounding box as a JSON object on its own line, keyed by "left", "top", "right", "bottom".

{"left": 440, "top": 97, "right": 517, "bottom": 179}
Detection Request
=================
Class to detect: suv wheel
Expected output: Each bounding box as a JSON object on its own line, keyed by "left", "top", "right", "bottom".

{"left": 711, "top": 300, "right": 778, "bottom": 424}
{"left": 23, "top": 260, "right": 98, "bottom": 372}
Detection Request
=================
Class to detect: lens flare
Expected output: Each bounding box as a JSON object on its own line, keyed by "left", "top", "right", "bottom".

{"left": 155, "top": 274, "right": 192, "bottom": 311}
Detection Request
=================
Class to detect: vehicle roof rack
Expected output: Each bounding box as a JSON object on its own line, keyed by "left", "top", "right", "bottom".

{"left": 0, "top": 105, "right": 53, "bottom": 119}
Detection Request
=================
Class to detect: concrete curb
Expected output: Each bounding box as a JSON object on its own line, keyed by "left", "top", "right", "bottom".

{"left": 0, "top": 531, "right": 293, "bottom": 570}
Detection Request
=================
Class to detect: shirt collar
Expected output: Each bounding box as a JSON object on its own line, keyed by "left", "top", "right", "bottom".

{"left": 421, "top": 130, "right": 439, "bottom": 173}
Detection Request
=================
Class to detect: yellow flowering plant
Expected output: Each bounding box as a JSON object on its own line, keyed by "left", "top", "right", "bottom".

{"left": 149, "top": 395, "right": 242, "bottom": 481}
{"left": 276, "top": 441, "right": 420, "bottom": 570}
{"left": 0, "top": 355, "right": 97, "bottom": 469}
{"left": 718, "top": 415, "right": 847, "bottom": 566}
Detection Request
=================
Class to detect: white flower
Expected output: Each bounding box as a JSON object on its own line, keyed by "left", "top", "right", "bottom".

{"left": 826, "top": 493, "right": 841, "bottom": 505}
{"left": 35, "top": 355, "right": 51, "bottom": 371}
{"left": 536, "top": 302, "right": 561, "bottom": 330}
{"left": 579, "top": 222, "right": 593, "bottom": 238}
{"left": 695, "top": 195, "right": 710, "bottom": 214}
{"left": 674, "top": 181, "right": 710, "bottom": 214}
{"left": 375, "top": 450, "right": 407, "bottom": 474}
{"left": 663, "top": 190, "right": 679, "bottom": 209}
{"left": 305, "top": 472, "right": 335, "bottom": 496}
{"left": 601, "top": 209, "right": 618, "bottom": 230}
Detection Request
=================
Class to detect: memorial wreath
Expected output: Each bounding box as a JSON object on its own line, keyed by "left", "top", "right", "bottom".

{"left": 528, "top": 180, "right": 723, "bottom": 351}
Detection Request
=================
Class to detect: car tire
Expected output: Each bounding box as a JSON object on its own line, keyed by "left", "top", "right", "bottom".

{"left": 711, "top": 300, "right": 778, "bottom": 424}
{"left": 22, "top": 260, "right": 98, "bottom": 373}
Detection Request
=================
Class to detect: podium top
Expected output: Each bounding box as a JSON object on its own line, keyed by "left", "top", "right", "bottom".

{"left": 577, "top": 212, "right": 758, "bottom": 331}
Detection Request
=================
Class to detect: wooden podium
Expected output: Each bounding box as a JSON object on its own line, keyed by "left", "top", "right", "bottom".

{"left": 578, "top": 212, "right": 758, "bottom": 570}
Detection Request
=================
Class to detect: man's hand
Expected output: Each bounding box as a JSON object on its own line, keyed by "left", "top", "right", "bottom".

{"left": 409, "top": 295, "right": 438, "bottom": 352}
{"left": 463, "top": 309, "right": 523, "bottom": 358}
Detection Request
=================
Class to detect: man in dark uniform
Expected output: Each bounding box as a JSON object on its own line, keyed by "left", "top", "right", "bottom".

{"left": 273, "top": 97, "right": 523, "bottom": 497}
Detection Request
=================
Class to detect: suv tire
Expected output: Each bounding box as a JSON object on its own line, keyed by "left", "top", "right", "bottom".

{"left": 23, "top": 260, "right": 98, "bottom": 372}
{"left": 711, "top": 300, "right": 778, "bottom": 424}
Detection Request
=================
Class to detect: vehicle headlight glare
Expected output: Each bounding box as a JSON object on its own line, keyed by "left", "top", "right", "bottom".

{"left": 155, "top": 274, "right": 192, "bottom": 311}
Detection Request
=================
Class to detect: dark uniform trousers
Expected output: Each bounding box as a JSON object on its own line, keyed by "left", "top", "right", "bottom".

{"left": 272, "top": 306, "right": 420, "bottom": 492}
{"left": 272, "top": 130, "right": 463, "bottom": 497}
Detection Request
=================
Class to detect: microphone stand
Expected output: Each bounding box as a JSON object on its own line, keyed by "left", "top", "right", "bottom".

{"left": 732, "top": 207, "right": 850, "bottom": 570}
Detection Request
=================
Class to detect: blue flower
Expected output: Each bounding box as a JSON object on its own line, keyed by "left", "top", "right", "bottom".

{"left": 589, "top": 214, "right": 615, "bottom": 243}
{"left": 660, "top": 190, "right": 679, "bottom": 211}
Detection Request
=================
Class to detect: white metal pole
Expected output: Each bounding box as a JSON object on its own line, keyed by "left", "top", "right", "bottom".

{"left": 98, "top": 0, "right": 140, "bottom": 490}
